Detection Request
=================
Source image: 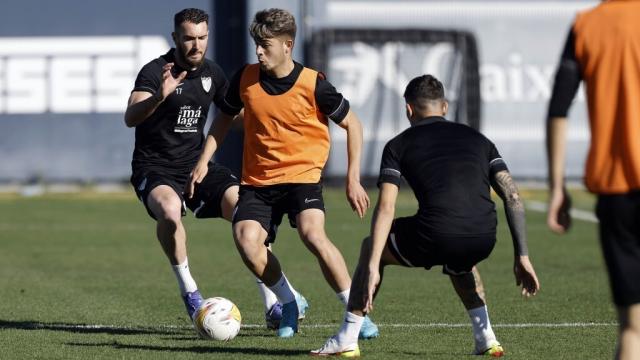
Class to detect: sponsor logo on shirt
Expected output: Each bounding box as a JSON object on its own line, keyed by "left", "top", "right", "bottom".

{"left": 175, "top": 105, "right": 201, "bottom": 133}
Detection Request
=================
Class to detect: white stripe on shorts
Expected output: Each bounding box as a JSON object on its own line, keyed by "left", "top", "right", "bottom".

{"left": 390, "top": 233, "right": 414, "bottom": 266}
{"left": 192, "top": 200, "right": 206, "bottom": 216}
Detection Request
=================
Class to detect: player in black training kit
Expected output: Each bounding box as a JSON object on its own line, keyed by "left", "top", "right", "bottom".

{"left": 124, "top": 8, "right": 303, "bottom": 330}
{"left": 312, "top": 75, "right": 540, "bottom": 357}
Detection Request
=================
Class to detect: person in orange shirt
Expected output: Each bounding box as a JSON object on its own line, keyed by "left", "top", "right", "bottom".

{"left": 547, "top": 1, "right": 640, "bottom": 358}
{"left": 188, "top": 8, "right": 379, "bottom": 339}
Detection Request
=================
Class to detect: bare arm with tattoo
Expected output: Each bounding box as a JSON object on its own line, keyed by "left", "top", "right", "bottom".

{"left": 490, "top": 170, "right": 528, "bottom": 256}
{"left": 490, "top": 169, "right": 540, "bottom": 296}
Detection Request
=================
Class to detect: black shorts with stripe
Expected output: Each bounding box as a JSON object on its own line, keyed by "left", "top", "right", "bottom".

{"left": 387, "top": 215, "right": 496, "bottom": 275}
{"left": 130, "top": 163, "right": 239, "bottom": 220}
{"left": 596, "top": 192, "right": 640, "bottom": 306}
{"left": 232, "top": 183, "right": 325, "bottom": 243}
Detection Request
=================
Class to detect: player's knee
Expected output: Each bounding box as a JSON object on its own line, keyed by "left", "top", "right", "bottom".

{"left": 234, "top": 231, "right": 257, "bottom": 250}
{"left": 234, "top": 224, "right": 257, "bottom": 241}
{"left": 300, "top": 228, "right": 329, "bottom": 247}
{"left": 150, "top": 193, "right": 182, "bottom": 221}
{"left": 233, "top": 225, "right": 264, "bottom": 257}
{"left": 155, "top": 203, "right": 182, "bottom": 224}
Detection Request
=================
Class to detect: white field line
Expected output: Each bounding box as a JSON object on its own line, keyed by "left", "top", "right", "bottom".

{"left": 31, "top": 322, "right": 616, "bottom": 331}
{"left": 526, "top": 200, "right": 598, "bottom": 223}
{"left": 244, "top": 322, "right": 617, "bottom": 329}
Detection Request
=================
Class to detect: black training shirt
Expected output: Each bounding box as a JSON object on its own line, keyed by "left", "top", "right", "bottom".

{"left": 378, "top": 116, "right": 508, "bottom": 236}
{"left": 131, "top": 49, "right": 228, "bottom": 172}
{"left": 219, "top": 61, "right": 350, "bottom": 123}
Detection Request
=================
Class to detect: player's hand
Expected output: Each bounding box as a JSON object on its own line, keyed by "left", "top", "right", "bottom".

{"left": 547, "top": 187, "right": 572, "bottom": 233}
{"left": 186, "top": 160, "right": 208, "bottom": 199}
{"left": 346, "top": 180, "right": 370, "bottom": 219}
{"left": 363, "top": 267, "right": 380, "bottom": 313}
{"left": 158, "top": 63, "right": 187, "bottom": 101}
{"left": 514, "top": 256, "right": 540, "bottom": 297}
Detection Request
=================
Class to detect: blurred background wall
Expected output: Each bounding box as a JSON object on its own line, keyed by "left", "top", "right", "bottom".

{"left": 0, "top": 0, "right": 596, "bottom": 184}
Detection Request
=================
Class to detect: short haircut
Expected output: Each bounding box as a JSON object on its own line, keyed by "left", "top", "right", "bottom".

{"left": 403, "top": 74, "right": 445, "bottom": 112}
{"left": 174, "top": 8, "right": 209, "bottom": 31}
{"left": 249, "top": 8, "right": 297, "bottom": 43}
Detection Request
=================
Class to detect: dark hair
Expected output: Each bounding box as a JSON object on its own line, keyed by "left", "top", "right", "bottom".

{"left": 174, "top": 8, "right": 209, "bottom": 30}
{"left": 249, "top": 8, "right": 297, "bottom": 43}
{"left": 403, "top": 75, "right": 445, "bottom": 113}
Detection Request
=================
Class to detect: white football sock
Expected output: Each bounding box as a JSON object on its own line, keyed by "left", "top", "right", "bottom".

{"left": 256, "top": 278, "right": 279, "bottom": 312}
{"left": 282, "top": 273, "right": 299, "bottom": 298}
{"left": 172, "top": 258, "right": 198, "bottom": 295}
{"left": 267, "top": 273, "right": 296, "bottom": 305}
{"left": 467, "top": 305, "right": 498, "bottom": 350}
{"left": 336, "top": 311, "right": 363, "bottom": 345}
{"left": 337, "top": 289, "right": 350, "bottom": 307}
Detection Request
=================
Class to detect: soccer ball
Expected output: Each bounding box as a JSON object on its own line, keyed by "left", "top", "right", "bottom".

{"left": 193, "top": 297, "right": 242, "bottom": 341}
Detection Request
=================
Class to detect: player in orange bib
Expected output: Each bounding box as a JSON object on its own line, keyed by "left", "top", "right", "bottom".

{"left": 188, "top": 8, "right": 379, "bottom": 339}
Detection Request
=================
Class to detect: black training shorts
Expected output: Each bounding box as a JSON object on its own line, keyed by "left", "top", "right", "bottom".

{"left": 131, "top": 163, "right": 239, "bottom": 220}
{"left": 386, "top": 215, "right": 496, "bottom": 276}
{"left": 596, "top": 192, "right": 640, "bottom": 306}
{"left": 232, "top": 183, "right": 325, "bottom": 243}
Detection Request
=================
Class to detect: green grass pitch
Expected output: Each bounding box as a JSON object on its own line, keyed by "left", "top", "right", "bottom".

{"left": 0, "top": 188, "right": 617, "bottom": 359}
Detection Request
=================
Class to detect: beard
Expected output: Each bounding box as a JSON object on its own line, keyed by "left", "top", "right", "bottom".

{"left": 176, "top": 45, "right": 205, "bottom": 69}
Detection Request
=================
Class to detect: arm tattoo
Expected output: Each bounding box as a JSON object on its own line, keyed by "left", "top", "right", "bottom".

{"left": 490, "top": 170, "right": 529, "bottom": 256}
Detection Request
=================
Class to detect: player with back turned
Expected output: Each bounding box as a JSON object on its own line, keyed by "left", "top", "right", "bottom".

{"left": 311, "top": 75, "right": 540, "bottom": 357}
